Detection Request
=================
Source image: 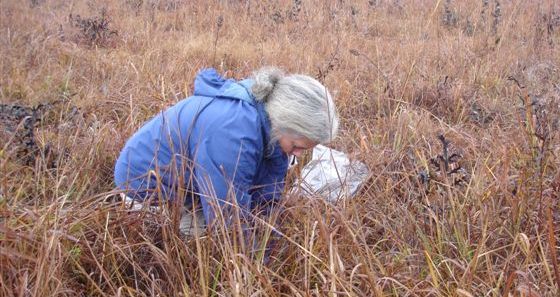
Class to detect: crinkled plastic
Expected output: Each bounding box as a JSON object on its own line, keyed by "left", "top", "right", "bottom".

{"left": 293, "top": 145, "right": 369, "bottom": 203}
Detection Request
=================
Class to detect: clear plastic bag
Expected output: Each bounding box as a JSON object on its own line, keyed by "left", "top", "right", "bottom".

{"left": 293, "top": 145, "right": 369, "bottom": 203}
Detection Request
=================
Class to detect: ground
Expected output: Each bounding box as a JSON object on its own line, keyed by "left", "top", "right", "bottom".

{"left": 1, "top": 0, "right": 559, "bottom": 296}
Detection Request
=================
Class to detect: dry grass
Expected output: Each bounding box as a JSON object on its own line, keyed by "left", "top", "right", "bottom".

{"left": 1, "top": 0, "right": 560, "bottom": 296}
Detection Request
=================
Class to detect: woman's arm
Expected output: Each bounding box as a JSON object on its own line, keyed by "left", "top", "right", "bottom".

{"left": 250, "top": 145, "right": 289, "bottom": 214}
{"left": 190, "top": 104, "right": 263, "bottom": 226}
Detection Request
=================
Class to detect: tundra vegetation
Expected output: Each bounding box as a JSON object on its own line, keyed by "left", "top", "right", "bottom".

{"left": 1, "top": 0, "right": 559, "bottom": 296}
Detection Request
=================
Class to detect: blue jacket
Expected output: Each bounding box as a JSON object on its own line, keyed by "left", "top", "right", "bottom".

{"left": 114, "top": 68, "right": 288, "bottom": 224}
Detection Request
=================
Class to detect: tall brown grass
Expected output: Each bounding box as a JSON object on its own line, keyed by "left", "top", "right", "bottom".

{"left": 1, "top": 0, "right": 559, "bottom": 296}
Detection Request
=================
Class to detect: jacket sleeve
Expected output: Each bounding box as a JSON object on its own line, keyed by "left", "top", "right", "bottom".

{"left": 192, "top": 113, "right": 262, "bottom": 225}
{"left": 250, "top": 145, "right": 288, "bottom": 211}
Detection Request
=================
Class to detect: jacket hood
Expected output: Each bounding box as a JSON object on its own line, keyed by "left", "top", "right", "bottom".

{"left": 192, "top": 68, "right": 270, "bottom": 146}
{"left": 193, "top": 68, "right": 257, "bottom": 105}
{"left": 193, "top": 68, "right": 234, "bottom": 98}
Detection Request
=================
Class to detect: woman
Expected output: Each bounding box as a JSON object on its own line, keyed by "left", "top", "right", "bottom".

{"left": 114, "top": 67, "right": 339, "bottom": 226}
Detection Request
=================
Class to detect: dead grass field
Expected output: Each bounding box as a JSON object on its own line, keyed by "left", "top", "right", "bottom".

{"left": 1, "top": 0, "right": 560, "bottom": 296}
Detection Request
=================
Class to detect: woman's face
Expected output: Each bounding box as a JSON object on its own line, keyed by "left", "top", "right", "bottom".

{"left": 278, "top": 134, "right": 317, "bottom": 157}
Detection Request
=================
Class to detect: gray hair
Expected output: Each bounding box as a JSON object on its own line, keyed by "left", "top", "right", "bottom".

{"left": 251, "top": 67, "right": 339, "bottom": 144}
